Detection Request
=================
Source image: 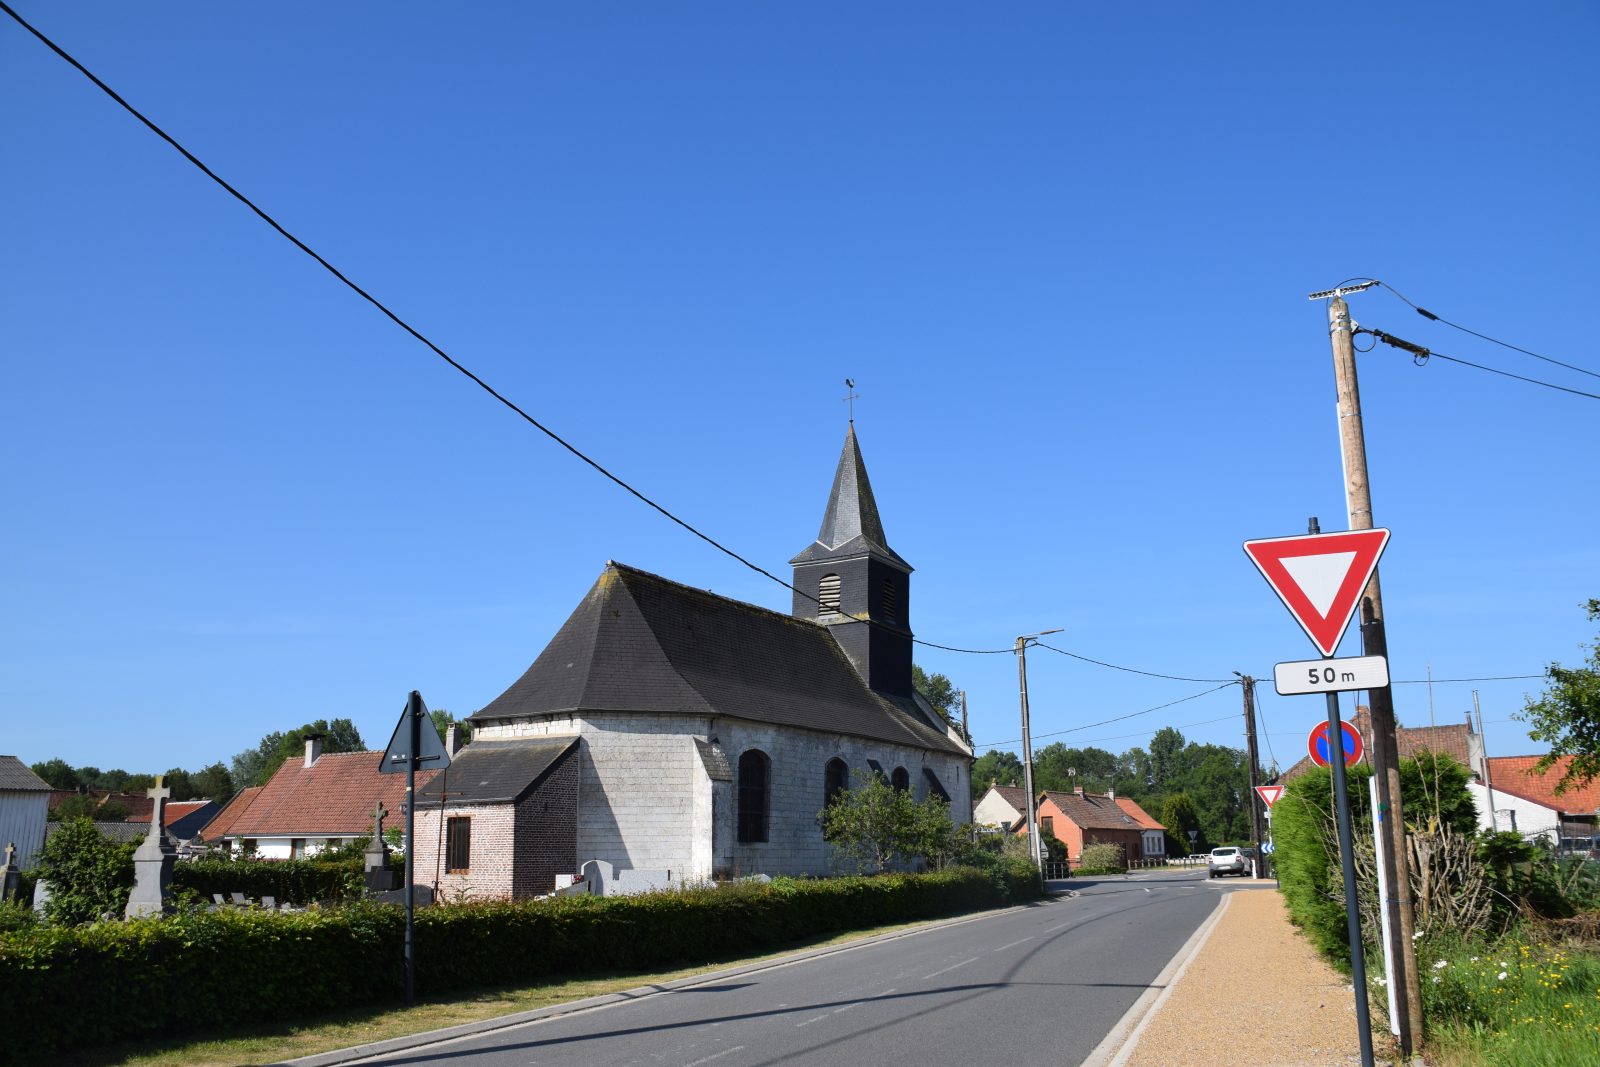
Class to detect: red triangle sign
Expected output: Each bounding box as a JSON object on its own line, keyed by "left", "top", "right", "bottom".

{"left": 1255, "top": 784, "right": 1284, "bottom": 809}
{"left": 1243, "top": 529, "right": 1390, "bottom": 657}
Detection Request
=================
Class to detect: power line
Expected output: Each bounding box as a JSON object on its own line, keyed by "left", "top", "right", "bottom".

{"left": 0, "top": 2, "right": 1015, "bottom": 656}
{"left": 1374, "top": 281, "right": 1600, "bottom": 382}
{"left": 1031, "top": 642, "right": 1233, "bottom": 683}
{"left": 975, "top": 682, "right": 1235, "bottom": 748}
{"left": 1365, "top": 328, "right": 1600, "bottom": 402}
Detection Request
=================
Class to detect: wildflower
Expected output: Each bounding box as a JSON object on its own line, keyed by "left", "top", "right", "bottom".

{"left": 1432, "top": 976, "right": 1442, "bottom": 984}
{"left": 1433, "top": 960, "right": 1448, "bottom": 970}
{"left": 1413, "top": 930, "right": 1424, "bottom": 940}
{"left": 1498, "top": 971, "right": 1508, "bottom": 980}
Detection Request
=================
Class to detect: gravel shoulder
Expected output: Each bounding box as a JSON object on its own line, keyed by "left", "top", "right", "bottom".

{"left": 1116, "top": 883, "right": 1387, "bottom": 1067}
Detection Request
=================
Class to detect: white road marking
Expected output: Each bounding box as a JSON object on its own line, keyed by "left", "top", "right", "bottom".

{"left": 923, "top": 956, "right": 980, "bottom": 980}
{"left": 682, "top": 1046, "right": 746, "bottom": 1066}
{"left": 992, "top": 937, "right": 1033, "bottom": 952}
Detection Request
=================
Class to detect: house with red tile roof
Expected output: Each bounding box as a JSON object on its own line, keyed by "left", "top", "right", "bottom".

{"left": 213, "top": 738, "right": 435, "bottom": 859}
{"left": 198, "top": 786, "right": 262, "bottom": 844}
{"left": 1018, "top": 788, "right": 1165, "bottom": 866}
{"left": 1471, "top": 755, "right": 1600, "bottom": 852}
{"left": 1279, "top": 707, "right": 1485, "bottom": 784}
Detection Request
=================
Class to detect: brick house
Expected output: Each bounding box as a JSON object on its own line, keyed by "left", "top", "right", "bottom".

{"left": 454, "top": 426, "right": 973, "bottom": 896}
{"left": 411, "top": 739, "right": 579, "bottom": 901}
{"left": 1024, "top": 788, "right": 1165, "bottom": 866}
{"left": 1279, "top": 706, "right": 1486, "bottom": 784}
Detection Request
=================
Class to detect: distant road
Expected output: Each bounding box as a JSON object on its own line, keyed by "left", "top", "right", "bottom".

{"left": 348, "top": 871, "right": 1238, "bottom": 1067}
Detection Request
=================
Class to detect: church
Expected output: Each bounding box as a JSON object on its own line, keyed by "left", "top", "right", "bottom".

{"left": 412, "top": 426, "right": 974, "bottom": 898}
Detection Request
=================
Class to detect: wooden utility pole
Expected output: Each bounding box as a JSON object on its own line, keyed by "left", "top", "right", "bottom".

{"left": 1328, "top": 296, "right": 1423, "bottom": 1054}
{"left": 1240, "top": 675, "right": 1266, "bottom": 877}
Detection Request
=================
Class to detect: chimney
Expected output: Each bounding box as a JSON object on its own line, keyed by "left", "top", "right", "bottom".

{"left": 446, "top": 724, "right": 462, "bottom": 757}
{"left": 1107, "top": 787, "right": 1116, "bottom": 800}
{"left": 1074, "top": 786, "right": 1085, "bottom": 797}
{"left": 304, "top": 733, "right": 324, "bottom": 768}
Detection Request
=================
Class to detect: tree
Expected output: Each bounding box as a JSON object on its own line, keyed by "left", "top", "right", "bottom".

{"left": 31, "top": 819, "right": 135, "bottom": 925}
{"left": 48, "top": 795, "right": 129, "bottom": 823}
{"left": 29, "top": 758, "right": 78, "bottom": 790}
{"left": 429, "top": 707, "right": 472, "bottom": 746}
{"left": 970, "top": 749, "right": 1023, "bottom": 799}
{"left": 189, "top": 762, "right": 235, "bottom": 801}
{"left": 1148, "top": 727, "right": 1187, "bottom": 793}
{"left": 912, "top": 664, "right": 960, "bottom": 726}
{"left": 231, "top": 718, "right": 366, "bottom": 788}
{"left": 1160, "top": 793, "right": 1201, "bottom": 855}
{"left": 820, "top": 772, "right": 952, "bottom": 874}
{"left": 1518, "top": 598, "right": 1600, "bottom": 794}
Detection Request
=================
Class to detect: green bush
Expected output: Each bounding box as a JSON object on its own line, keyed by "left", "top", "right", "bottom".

{"left": 1078, "top": 842, "right": 1126, "bottom": 874}
{"left": 30, "top": 818, "right": 136, "bottom": 925}
{"left": 172, "top": 856, "right": 362, "bottom": 904}
{"left": 0, "top": 865, "right": 1041, "bottom": 1061}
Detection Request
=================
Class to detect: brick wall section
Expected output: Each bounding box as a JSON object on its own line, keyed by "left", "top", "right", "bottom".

{"left": 414, "top": 804, "right": 515, "bottom": 902}
{"left": 512, "top": 747, "right": 578, "bottom": 896}
{"left": 476, "top": 711, "right": 973, "bottom": 880}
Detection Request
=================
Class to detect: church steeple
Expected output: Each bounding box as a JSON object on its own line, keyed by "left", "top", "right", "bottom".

{"left": 791, "top": 426, "right": 913, "bottom": 698}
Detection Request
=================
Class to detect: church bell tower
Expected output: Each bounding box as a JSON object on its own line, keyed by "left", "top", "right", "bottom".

{"left": 790, "top": 425, "right": 914, "bottom": 699}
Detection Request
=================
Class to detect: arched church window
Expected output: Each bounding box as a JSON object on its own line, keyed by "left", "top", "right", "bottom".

{"left": 818, "top": 574, "right": 841, "bottom": 617}
{"left": 881, "top": 576, "right": 899, "bottom": 624}
{"left": 824, "top": 757, "right": 849, "bottom": 809}
{"left": 891, "top": 766, "right": 910, "bottom": 793}
{"left": 738, "top": 750, "right": 770, "bottom": 843}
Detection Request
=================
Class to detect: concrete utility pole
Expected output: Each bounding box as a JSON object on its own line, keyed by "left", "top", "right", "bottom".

{"left": 1016, "top": 629, "right": 1062, "bottom": 873}
{"left": 1328, "top": 295, "right": 1423, "bottom": 1054}
{"left": 1238, "top": 674, "right": 1266, "bottom": 878}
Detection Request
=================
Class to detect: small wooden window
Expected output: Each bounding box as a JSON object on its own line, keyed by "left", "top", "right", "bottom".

{"left": 738, "top": 750, "right": 770, "bottom": 843}
{"left": 824, "top": 758, "right": 849, "bottom": 809}
{"left": 1041, "top": 816, "right": 1055, "bottom": 838}
{"left": 818, "top": 574, "right": 841, "bottom": 616}
{"left": 446, "top": 817, "right": 471, "bottom": 872}
{"left": 290, "top": 838, "right": 307, "bottom": 859}
{"left": 881, "top": 576, "right": 898, "bottom": 624}
{"left": 891, "top": 766, "right": 910, "bottom": 792}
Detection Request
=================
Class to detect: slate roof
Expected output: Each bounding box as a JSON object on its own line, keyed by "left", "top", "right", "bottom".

{"left": 199, "top": 786, "right": 262, "bottom": 841}
{"left": 1041, "top": 790, "right": 1151, "bottom": 832}
{"left": 471, "top": 562, "right": 964, "bottom": 756}
{"left": 789, "top": 426, "right": 911, "bottom": 570}
{"left": 416, "top": 739, "right": 577, "bottom": 807}
{"left": 0, "top": 756, "right": 53, "bottom": 791}
{"left": 1486, "top": 755, "right": 1600, "bottom": 815}
{"left": 224, "top": 752, "right": 437, "bottom": 837}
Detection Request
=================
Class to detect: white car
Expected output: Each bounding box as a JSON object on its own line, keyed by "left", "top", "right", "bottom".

{"left": 1208, "top": 846, "right": 1248, "bottom": 878}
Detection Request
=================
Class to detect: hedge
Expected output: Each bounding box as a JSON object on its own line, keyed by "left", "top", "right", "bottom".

{"left": 171, "top": 856, "right": 363, "bottom": 904}
{"left": 0, "top": 863, "right": 1041, "bottom": 1061}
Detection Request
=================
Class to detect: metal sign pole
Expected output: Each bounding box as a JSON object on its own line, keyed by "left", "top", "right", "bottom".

{"left": 1326, "top": 691, "right": 1375, "bottom": 1067}
{"left": 404, "top": 691, "right": 418, "bottom": 1008}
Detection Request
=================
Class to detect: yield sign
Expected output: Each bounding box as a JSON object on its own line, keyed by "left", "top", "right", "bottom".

{"left": 1254, "top": 784, "right": 1284, "bottom": 809}
{"left": 1243, "top": 529, "right": 1390, "bottom": 657}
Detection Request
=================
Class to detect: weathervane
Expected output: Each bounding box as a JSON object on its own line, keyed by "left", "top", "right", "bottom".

{"left": 843, "top": 378, "right": 859, "bottom": 424}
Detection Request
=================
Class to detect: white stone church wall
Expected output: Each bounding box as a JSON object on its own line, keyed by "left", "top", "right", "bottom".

{"left": 474, "top": 713, "right": 972, "bottom": 881}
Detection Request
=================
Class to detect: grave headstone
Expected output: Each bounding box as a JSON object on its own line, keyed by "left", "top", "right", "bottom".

{"left": 125, "top": 777, "right": 176, "bottom": 918}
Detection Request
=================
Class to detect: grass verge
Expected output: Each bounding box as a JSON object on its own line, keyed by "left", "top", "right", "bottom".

{"left": 52, "top": 917, "right": 950, "bottom": 1067}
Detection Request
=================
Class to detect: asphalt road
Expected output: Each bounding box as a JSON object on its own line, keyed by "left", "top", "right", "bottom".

{"left": 345, "top": 872, "right": 1244, "bottom": 1067}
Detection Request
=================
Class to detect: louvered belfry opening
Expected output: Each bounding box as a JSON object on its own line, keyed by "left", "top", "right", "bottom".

{"left": 880, "top": 576, "right": 898, "bottom": 624}
{"left": 818, "top": 573, "right": 841, "bottom": 616}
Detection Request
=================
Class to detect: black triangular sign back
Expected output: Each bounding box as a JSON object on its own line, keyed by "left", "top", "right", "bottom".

{"left": 378, "top": 690, "right": 451, "bottom": 774}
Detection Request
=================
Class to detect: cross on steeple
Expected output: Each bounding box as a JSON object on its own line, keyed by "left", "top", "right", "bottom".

{"left": 842, "top": 379, "right": 859, "bottom": 424}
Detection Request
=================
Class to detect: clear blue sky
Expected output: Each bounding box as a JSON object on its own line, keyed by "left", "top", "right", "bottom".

{"left": 4, "top": 2, "right": 1596, "bottom": 781}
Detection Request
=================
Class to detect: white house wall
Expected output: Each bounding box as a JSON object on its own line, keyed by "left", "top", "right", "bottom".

{"left": 1467, "top": 782, "right": 1560, "bottom": 844}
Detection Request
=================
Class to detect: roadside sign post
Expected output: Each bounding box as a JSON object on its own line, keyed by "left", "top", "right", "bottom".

{"left": 1245, "top": 522, "right": 1389, "bottom": 1067}
{"left": 379, "top": 690, "right": 450, "bottom": 1007}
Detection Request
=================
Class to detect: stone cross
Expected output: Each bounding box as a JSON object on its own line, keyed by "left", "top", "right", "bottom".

{"left": 2, "top": 843, "right": 13, "bottom": 867}
{"left": 372, "top": 800, "right": 388, "bottom": 839}
{"left": 145, "top": 775, "right": 171, "bottom": 840}
{"left": 0, "top": 842, "right": 17, "bottom": 903}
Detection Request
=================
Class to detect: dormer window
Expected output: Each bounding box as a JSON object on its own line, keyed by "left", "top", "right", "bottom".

{"left": 881, "top": 576, "right": 898, "bottom": 624}
{"left": 818, "top": 574, "right": 841, "bottom": 617}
